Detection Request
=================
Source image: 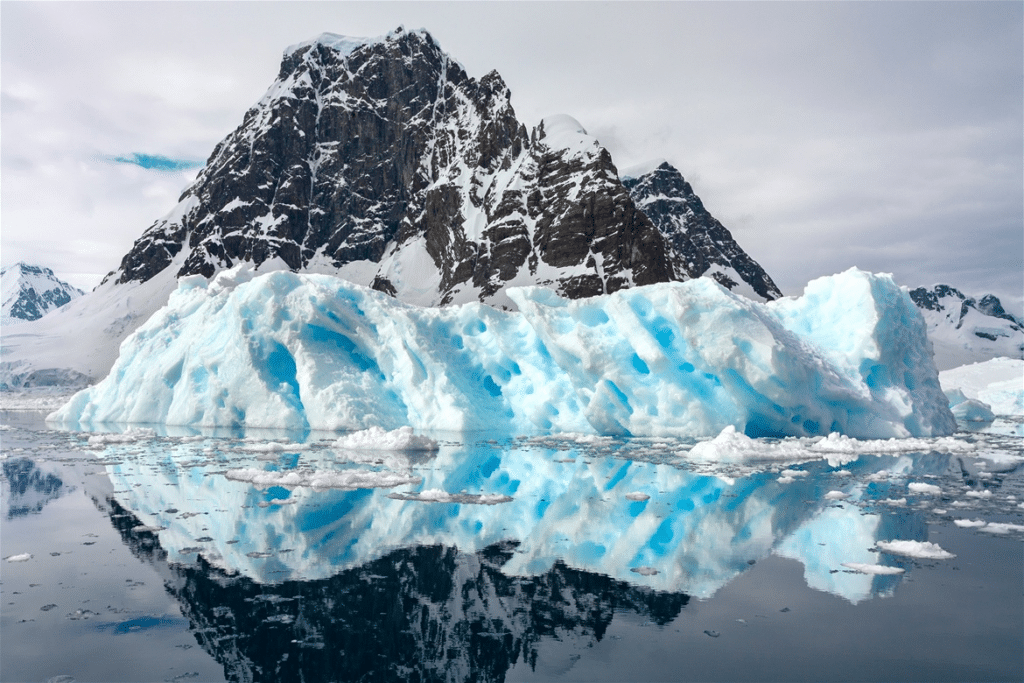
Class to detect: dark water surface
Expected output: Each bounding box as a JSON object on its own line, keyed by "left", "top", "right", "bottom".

{"left": 2, "top": 410, "right": 1022, "bottom": 682}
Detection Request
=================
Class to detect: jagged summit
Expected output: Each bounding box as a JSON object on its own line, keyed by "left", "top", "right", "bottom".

{"left": 1, "top": 263, "right": 84, "bottom": 324}
{"left": 109, "top": 27, "right": 777, "bottom": 310}
{"left": 621, "top": 161, "right": 782, "bottom": 301}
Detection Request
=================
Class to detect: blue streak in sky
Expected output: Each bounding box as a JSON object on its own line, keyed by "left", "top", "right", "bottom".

{"left": 111, "top": 153, "right": 203, "bottom": 171}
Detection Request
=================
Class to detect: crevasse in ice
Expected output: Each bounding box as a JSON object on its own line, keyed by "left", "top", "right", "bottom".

{"left": 50, "top": 267, "right": 956, "bottom": 438}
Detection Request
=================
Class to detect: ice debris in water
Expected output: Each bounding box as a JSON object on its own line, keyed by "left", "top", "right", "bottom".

{"left": 386, "top": 489, "right": 513, "bottom": 504}
{"left": 5, "top": 553, "right": 32, "bottom": 562}
{"left": 50, "top": 267, "right": 956, "bottom": 439}
{"left": 625, "top": 492, "right": 651, "bottom": 501}
{"left": 953, "top": 519, "right": 987, "bottom": 528}
{"left": 630, "top": 566, "right": 659, "bottom": 576}
{"left": 875, "top": 540, "right": 955, "bottom": 560}
{"left": 86, "top": 428, "right": 156, "bottom": 445}
{"left": 841, "top": 562, "right": 905, "bottom": 575}
{"left": 908, "top": 482, "right": 942, "bottom": 495}
{"left": 334, "top": 426, "right": 439, "bottom": 451}
{"left": 224, "top": 468, "right": 422, "bottom": 490}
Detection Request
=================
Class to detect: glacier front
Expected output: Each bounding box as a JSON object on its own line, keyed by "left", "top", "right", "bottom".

{"left": 50, "top": 267, "right": 955, "bottom": 438}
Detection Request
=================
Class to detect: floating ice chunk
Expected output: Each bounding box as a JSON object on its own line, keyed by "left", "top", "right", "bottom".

{"left": 238, "top": 441, "right": 294, "bottom": 453}
{"left": 131, "top": 525, "right": 166, "bottom": 533}
{"left": 687, "top": 426, "right": 809, "bottom": 462}
{"left": 940, "top": 358, "right": 1024, "bottom": 416}
{"left": 87, "top": 428, "right": 156, "bottom": 445}
{"left": 841, "top": 562, "right": 905, "bottom": 575}
{"left": 625, "top": 492, "right": 651, "bottom": 501}
{"left": 387, "top": 489, "right": 513, "bottom": 504}
{"left": 225, "top": 468, "right": 421, "bottom": 490}
{"left": 945, "top": 388, "right": 996, "bottom": 423}
{"left": 630, "top": 566, "right": 659, "bottom": 576}
{"left": 778, "top": 476, "right": 795, "bottom": 484}
{"left": 953, "top": 519, "right": 987, "bottom": 528}
{"left": 876, "top": 540, "right": 955, "bottom": 559}
{"left": 965, "top": 490, "right": 993, "bottom": 499}
{"left": 780, "top": 469, "right": 809, "bottom": 477}
{"left": 824, "top": 490, "right": 850, "bottom": 500}
{"left": 908, "top": 482, "right": 941, "bottom": 495}
{"left": 978, "top": 522, "right": 1024, "bottom": 534}
{"left": 51, "top": 268, "right": 956, "bottom": 439}
{"left": 334, "top": 426, "right": 439, "bottom": 452}
{"left": 4, "top": 553, "right": 31, "bottom": 562}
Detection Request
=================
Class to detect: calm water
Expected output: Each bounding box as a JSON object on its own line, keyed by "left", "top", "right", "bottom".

{"left": 2, "top": 409, "right": 1022, "bottom": 682}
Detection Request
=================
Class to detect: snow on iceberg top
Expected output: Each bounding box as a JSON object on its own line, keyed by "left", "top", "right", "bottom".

{"left": 283, "top": 26, "right": 435, "bottom": 59}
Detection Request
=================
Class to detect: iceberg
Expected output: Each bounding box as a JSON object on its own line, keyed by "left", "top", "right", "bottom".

{"left": 50, "top": 267, "right": 955, "bottom": 438}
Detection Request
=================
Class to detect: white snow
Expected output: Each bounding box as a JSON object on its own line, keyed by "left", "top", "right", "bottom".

{"left": 4, "top": 553, "right": 32, "bottom": 562}
{"left": 334, "top": 426, "right": 439, "bottom": 452}
{"left": 907, "top": 482, "right": 941, "bottom": 495}
{"left": 953, "top": 518, "right": 987, "bottom": 528}
{"left": 51, "top": 267, "right": 955, "bottom": 439}
{"left": 875, "top": 540, "right": 955, "bottom": 559}
{"left": 841, "top": 562, "right": 905, "bottom": 575}
{"left": 940, "top": 358, "right": 1023, "bottom": 416}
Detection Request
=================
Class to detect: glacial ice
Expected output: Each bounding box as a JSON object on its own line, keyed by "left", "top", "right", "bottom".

{"left": 51, "top": 266, "right": 956, "bottom": 439}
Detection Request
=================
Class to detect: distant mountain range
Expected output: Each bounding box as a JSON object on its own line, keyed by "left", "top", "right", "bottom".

{"left": 908, "top": 284, "right": 1024, "bottom": 370}
{"left": 1, "top": 263, "right": 83, "bottom": 324}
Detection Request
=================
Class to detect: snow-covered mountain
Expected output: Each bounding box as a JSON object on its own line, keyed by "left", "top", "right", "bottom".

{"left": 1, "top": 263, "right": 84, "bottom": 324}
{"left": 4, "top": 27, "right": 777, "bottom": 388}
{"left": 908, "top": 284, "right": 1024, "bottom": 370}
{"left": 622, "top": 160, "right": 782, "bottom": 302}
{"left": 112, "top": 27, "right": 774, "bottom": 308}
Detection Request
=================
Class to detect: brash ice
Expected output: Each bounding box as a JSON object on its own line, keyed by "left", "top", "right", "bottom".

{"left": 50, "top": 267, "right": 956, "bottom": 438}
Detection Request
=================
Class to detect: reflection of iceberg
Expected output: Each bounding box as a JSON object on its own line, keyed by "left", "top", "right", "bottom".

{"left": 118, "top": 520, "right": 686, "bottom": 683}
{"left": 87, "top": 434, "right": 954, "bottom": 602}
{"left": 52, "top": 268, "right": 955, "bottom": 438}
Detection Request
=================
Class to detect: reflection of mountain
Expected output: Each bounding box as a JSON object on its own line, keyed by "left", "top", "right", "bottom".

{"left": 105, "top": 498, "right": 686, "bottom": 683}
{"left": 2, "top": 457, "right": 68, "bottom": 518}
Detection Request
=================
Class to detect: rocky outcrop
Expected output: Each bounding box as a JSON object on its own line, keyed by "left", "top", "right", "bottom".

{"left": 622, "top": 161, "right": 782, "bottom": 301}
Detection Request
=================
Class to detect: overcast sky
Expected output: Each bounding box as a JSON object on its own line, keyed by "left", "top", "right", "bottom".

{"left": 2, "top": 1, "right": 1021, "bottom": 310}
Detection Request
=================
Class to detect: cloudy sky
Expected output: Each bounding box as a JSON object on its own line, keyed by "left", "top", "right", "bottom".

{"left": 2, "top": 1, "right": 1021, "bottom": 309}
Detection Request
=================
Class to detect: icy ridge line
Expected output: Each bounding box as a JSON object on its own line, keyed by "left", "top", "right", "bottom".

{"left": 50, "top": 266, "right": 956, "bottom": 438}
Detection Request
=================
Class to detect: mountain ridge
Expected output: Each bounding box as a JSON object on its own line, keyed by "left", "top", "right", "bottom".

{"left": 1, "top": 262, "right": 84, "bottom": 325}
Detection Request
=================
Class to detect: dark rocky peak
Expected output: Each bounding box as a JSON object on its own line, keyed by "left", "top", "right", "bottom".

{"left": 621, "top": 161, "right": 783, "bottom": 302}
{"left": 909, "top": 285, "right": 1023, "bottom": 329}
{"left": 1, "top": 262, "right": 84, "bottom": 322}
{"left": 107, "top": 28, "right": 773, "bottom": 311}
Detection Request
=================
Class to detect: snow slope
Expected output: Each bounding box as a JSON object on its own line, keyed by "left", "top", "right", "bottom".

{"left": 51, "top": 267, "right": 955, "bottom": 438}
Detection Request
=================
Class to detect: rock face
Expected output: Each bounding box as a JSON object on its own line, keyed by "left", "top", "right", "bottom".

{"left": 1, "top": 263, "right": 84, "bottom": 323}
{"left": 622, "top": 162, "right": 782, "bottom": 302}
{"left": 111, "top": 27, "right": 774, "bottom": 309}
{"left": 909, "top": 284, "right": 1024, "bottom": 370}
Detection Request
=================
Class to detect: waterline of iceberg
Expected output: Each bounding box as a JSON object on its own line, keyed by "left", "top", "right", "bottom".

{"left": 50, "top": 267, "right": 955, "bottom": 438}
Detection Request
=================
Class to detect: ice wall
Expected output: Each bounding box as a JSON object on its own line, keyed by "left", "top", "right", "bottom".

{"left": 51, "top": 267, "right": 955, "bottom": 438}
